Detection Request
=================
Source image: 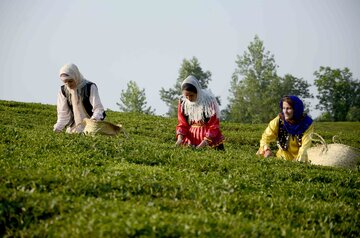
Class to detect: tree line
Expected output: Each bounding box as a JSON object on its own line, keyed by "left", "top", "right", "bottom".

{"left": 117, "top": 35, "right": 360, "bottom": 122}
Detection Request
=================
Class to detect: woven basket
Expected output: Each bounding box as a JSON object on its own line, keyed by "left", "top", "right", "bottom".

{"left": 81, "top": 118, "right": 128, "bottom": 137}
{"left": 307, "top": 133, "right": 360, "bottom": 169}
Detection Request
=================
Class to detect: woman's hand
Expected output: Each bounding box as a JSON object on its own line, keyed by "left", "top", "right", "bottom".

{"left": 54, "top": 128, "right": 62, "bottom": 133}
{"left": 196, "top": 140, "right": 208, "bottom": 149}
{"left": 256, "top": 147, "right": 272, "bottom": 158}
{"left": 263, "top": 149, "right": 272, "bottom": 158}
{"left": 90, "top": 116, "right": 100, "bottom": 121}
{"left": 175, "top": 135, "right": 183, "bottom": 146}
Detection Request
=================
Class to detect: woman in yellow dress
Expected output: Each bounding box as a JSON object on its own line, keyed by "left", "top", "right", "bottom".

{"left": 257, "top": 95, "right": 314, "bottom": 162}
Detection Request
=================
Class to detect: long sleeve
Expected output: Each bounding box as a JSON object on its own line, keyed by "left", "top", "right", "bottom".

{"left": 53, "top": 90, "right": 72, "bottom": 131}
{"left": 176, "top": 100, "right": 189, "bottom": 138}
{"left": 296, "top": 124, "right": 314, "bottom": 162}
{"left": 204, "top": 114, "right": 220, "bottom": 140}
{"left": 259, "top": 116, "right": 279, "bottom": 153}
{"left": 89, "top": 84, "right": 105, "bottom": 121}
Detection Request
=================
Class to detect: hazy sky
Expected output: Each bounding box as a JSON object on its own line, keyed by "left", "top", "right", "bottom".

{"left": 0, "top": 0, "right": 359, "bottom": 118}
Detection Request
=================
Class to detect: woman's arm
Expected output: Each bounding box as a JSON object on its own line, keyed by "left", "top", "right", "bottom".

{"left": 53, "top": 90, "right": 72, "bottom": 132}
{"left": 258, "top": 116, "right": 279, "bottom": 156}
{"left": 204, "top": 114, "right": 220, "bottom": 142}
{"left": 89, "top": 84, "right": 105, "bottom": 120}
{"left": 176, "top": 100, "right": 190, "bottom": 139}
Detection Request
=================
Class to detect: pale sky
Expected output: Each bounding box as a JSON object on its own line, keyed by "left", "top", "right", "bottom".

{"left": 0, "top": 0, "right": 359, "bottom": 118}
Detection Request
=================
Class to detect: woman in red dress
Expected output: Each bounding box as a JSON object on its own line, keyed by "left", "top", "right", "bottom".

{"left": 175, "top": 75, "right": 224, "bottom": 150}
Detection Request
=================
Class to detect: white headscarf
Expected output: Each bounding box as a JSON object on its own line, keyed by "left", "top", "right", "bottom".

{"left": 180, "top": 75, "right": 220, "bottom": 122}
{"left": 59, "top": 63, "right": 88, "bottom": 93}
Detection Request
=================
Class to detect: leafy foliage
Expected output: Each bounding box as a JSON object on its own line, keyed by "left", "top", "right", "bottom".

{"left": 314, "top": 67, "right": 360, "bottom": 121}
{"left": 159, "top": 57, "right": 212, "bottom": 117}
{"left": 1, "top": 100, "right": 360, "bottom": 237}
{"left": 117, "top": 80, "right": 155, "bottom": 115}
{"left": 225, "top": 36, "right": 313, "bottom": 123}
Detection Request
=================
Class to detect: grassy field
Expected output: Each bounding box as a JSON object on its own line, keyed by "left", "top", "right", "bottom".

{"left": 0, "top": 100, "right": 359, "bottom": 237}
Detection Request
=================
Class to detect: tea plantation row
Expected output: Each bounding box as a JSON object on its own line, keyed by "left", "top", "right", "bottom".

{"left": 0, "top": 100, "right": 359, "bottom": 237}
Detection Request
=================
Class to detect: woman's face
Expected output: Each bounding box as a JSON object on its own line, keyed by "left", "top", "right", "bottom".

{"left": 282, "top": 101, "right": 294, "bottom": 120}
{"left": 183, "top": 90, "right": 197, "bottom": 102}
{"left": 63, "top": 78, "right": 77, "bottom": 89}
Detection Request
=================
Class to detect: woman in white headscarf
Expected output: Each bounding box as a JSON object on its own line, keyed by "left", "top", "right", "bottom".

{"left": 53, "top": 63, "right": 106, "bottom": 133}
{"left": 176, "top": 75, "right": 224, "bottom": 150}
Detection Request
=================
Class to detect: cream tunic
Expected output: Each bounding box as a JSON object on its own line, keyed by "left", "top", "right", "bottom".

{"left": 53, "top": 84, "right": 105, "bottom": 133}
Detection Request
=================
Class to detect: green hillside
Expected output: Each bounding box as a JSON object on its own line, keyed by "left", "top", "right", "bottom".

{"left": 0, "top": 100, "right": 359, "bottom": 237}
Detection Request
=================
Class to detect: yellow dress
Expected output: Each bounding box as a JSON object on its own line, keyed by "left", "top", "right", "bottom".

{"left": 258, "top": 115, "right": 314, "bottom": 162}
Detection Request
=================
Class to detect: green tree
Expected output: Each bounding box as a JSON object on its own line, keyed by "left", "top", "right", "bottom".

{"left": 159, "top": 57, "right": 212, "bottom": 117}
{"left": 225, "top": 35, "right": 313, "bottom": 123}
{"left": 279, "top": 74, "right": 313, "bottom": 113}
{"left": 117, "top": 80, "right": 155, "bottom": 115}
{"left": 346, "top": 107, "right": 360, "bottom": 121}
{"left": 314, "top": 67, "right": 360, "bottom": 121}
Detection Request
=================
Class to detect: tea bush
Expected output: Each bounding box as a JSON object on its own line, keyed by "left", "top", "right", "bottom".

{"left": 0, "top": 100, "right": 359, "bottom": 237}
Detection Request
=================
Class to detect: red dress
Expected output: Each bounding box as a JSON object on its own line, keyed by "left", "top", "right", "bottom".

{"left": 176, "top": 100, "right": 224, "bottom": 147}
